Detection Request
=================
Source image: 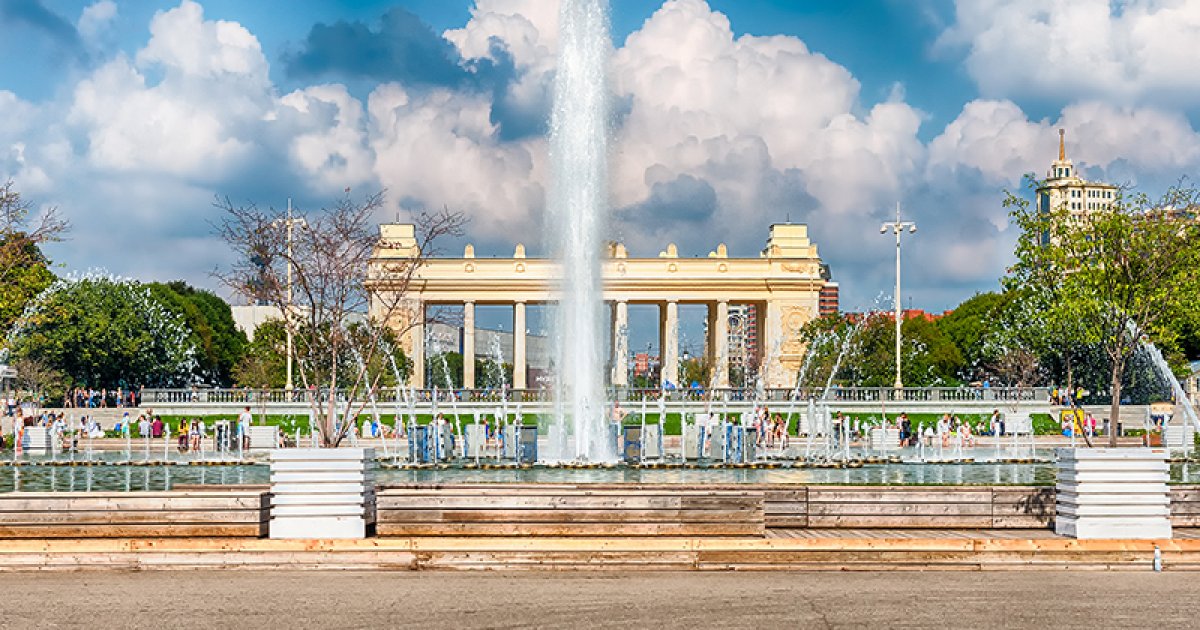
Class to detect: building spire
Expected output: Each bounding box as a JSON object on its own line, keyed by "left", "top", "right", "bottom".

{"left": 1058, "top": 128, "right": 1066, "bottom": 161}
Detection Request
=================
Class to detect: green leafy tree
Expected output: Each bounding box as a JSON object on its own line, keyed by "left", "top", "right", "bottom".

{"left": 8, "top": 276, "right": 197, "bottom": 389}
{"left": 234, "top": 319, "right": 408, "bottom": 391}
{"left": 798, "top": 313, "right": 964, "bottom": 388}
{"left": 147, "top": 281, "right": 248, "bottom": 386}
{"left": 0, "top": 239, "right": 54, "bottom": 334}
{"left": 475, "top": 358, "right": 512, "bottom": 389}
{"left": 427, "top": 352, "right": 463, "bottom": 389}
{"left": 680, "top": 355, "right": 710, "bottom": 388}
{"left": 234, "top": 319, "right": 288, "bottom": 388}
{"left": 937, "top": 292, "right": 1010, "bottom": 380}
{"left": 0, "top": 180, "right": 67, "bottom": 334}
{"left": 1006, "top": 179, "right": 1200, "bottom": 446}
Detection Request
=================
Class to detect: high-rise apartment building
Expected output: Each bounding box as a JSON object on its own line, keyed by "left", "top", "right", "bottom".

{"left": 1037, "top": 129, "right": 1118, "bottom": 221}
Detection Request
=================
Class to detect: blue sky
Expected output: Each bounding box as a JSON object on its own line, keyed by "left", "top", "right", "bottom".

{"left": 2, "top": 1, "right": 975, "bottom": 135}
{"left": 2, "top": 0, "right": 1200, "bottom": 349}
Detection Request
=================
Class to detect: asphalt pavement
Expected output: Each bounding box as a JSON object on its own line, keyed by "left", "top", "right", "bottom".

{"left": 0, "top": 569, "right": 1190, "bottom": 629}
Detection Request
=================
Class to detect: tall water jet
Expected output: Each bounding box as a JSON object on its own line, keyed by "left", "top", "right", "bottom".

{"left": 547, "top": 0, "right": 615, "bottom": 462}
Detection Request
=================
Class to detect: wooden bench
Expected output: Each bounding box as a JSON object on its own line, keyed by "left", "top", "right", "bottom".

{"left": 807, "top": 486, "right": 995, "bottom": 528}
{"left": 0, "top": 491, "right": 270, "bottom": 538}
{"left": 991, "top": 486, "right": 1055, "bottom": 528}
{"left": 1171, "top": 485, "right": 1200, "bottom": 527}
{"left": 376, "top": 488, "right": 765, "bottom": 537}
{"left": 381, "top": 483, "right": 804, "bottom": 529}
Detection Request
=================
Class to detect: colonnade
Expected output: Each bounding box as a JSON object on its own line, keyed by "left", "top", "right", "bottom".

{"left": 405, "top": 299, "right": 764, "bottom": 391}
{"left": 371, "top": 223, "right": 827, "bottom": 391}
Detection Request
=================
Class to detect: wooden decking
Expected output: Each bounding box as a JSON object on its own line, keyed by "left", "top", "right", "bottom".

{"left": 766, "top": 528, "right": 1200, "bottom": 540}
{"left": 0, "top": 491, "right": 269, "bottom": 538}
{"left": 0, "top": 533, "right": 1199, "bottom": 571}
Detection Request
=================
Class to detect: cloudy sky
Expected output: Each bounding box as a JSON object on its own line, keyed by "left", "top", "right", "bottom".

{"left": 3, "top": 0, "right": 1200, "bottom": 323}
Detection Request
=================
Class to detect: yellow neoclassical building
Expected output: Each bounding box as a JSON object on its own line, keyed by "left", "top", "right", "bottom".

{"left": 368, "top": 224, "right": 832, "bottom": 390}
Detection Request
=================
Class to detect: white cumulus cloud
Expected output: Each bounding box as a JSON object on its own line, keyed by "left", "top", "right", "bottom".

{"left": 940, "top": 0, "right": 1200, "bottom": 106}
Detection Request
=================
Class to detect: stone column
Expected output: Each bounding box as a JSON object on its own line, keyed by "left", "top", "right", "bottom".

{"left": 513, "top": 301, "right": 527, "bottom": 389}
{"left": 612, "top": 300, "right": 629, "bottom": 386}
{"left": 714, "top": 300, "right": 730, "bottom": 388}
{"left": 463, "top": 301, "right": 476, "bottom": 389}
{"left": 762, "top": 300, "right": 784, "bottom": 389}
{"left": 409, "top": 302, "right": 425, "bottom": 389}
{"left": 660, "top": 301, "right": 679, "bottom": 388}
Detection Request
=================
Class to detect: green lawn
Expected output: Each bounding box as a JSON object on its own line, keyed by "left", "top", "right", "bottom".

{"left": 148, "top": 410, "right": 1061, "bottom": 436}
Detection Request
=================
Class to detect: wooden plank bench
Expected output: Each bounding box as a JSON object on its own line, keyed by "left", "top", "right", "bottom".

{"left": 992, "top": 486, "right": 1055, "bottom": 528}
{"left": 381, "top": 483, "right": 805, "bottom": 529}
{"left": 1171, "top": 485, "right": 1200, "bottom": 527}
{"left": 376, "top": 488, "right": 765, "bottom": 537}
{"left": 0, "top": 491, "right": 270, "bottom": 538}
{"left": 806, "top": 486, "right": 994, "bottom": 528}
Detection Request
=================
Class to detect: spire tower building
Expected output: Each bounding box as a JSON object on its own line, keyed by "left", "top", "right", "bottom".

{"left": 1037, "top": 129, "right": 1119, "bottom": 221}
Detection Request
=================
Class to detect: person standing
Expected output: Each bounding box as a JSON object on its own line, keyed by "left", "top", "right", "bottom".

{"left": 238, "top": 406, "right": 253, "bottom": 451}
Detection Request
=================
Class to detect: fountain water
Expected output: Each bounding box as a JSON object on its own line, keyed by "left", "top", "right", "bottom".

{"left": 547, "top": 0, "right": 615, "bottom": 463}
{"left": 1141, "top": 338, "right": 1200, "bottom": 429}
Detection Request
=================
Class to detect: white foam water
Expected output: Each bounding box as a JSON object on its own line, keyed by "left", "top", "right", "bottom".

{"left": 547, "top": 0, "right": 616, "bottom": 462}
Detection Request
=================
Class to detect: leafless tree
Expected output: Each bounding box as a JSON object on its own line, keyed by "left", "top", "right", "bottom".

{"left": 215, "top": 190, "right": 465, "bottom": 447}
{"left": 0, "top": 180, "right": 69, "bottom": 284}
{"left": 10, "top": 355, "right": 64, "bottom": 403}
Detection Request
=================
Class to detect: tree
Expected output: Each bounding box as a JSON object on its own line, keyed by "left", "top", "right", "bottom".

{"left": 937, "top": 292, "right": 1009, "bottom": 380}
{"left": 680, "top": 355, "right": 710, "bottom": 388}
{"left": 427, "top": 351, "right": 463, "bottom": 389}
{"left": 0, "top": 180, "right": 67, "bottom": 334}
{"left": 8, "top": 276, "right": 197, "bottom": 389}
{"left": 797, "top": 313, "right": 964, "bottom": 389}
{"left": 216, "top": 191, "right": 465, "bottom": 446}
{"left": 9, "top": 354, "right": 66, "bottom": 403}
{"left": 1006, "top": 180, "right": 1200, "bottom": 446}
{"left": 234, "top": 319, "right": 288, "bottom": 388}
{"left": 148, "top": 281, "right": 248, "bottom": 386}
{"left": 0, "top": 239, "right": 54, "bottom": 335}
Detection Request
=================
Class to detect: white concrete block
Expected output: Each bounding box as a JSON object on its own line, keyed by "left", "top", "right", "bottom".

{"left": 271, "top": 483, "right": 373, "bottom": 496}
{"left": 270, "top": 448, "right": 375, "bottom": 539}
{"left": 269, "top": 460, "right": 370, "bottom": 472}
{"left": 270, "top": 448, "right": 375, "bottom": 461}
{"left": 1056, "top": 491, "right": 1168, "bottom": 505}
{"left": 271, "top": 504, "right": 367, "bottom": 517}
{"left": 270, "top": 516, "right": 366, "bottom": 539}
{"left": 1164, "top": 425, "right": 1195, "bottom": 452}
{"left": 644, "top": 424, "right": 662, "bottom": 458}
{"left": 1057, "top": 504, "right": 1170, "bottom": 518}
{"left": 271, "top": 493, "right": 372, "bottom": 506}
{"left": 1057, "top": 447, "right": 1169, "bottom": 461}
{"left": 21, "top": 426, "right": 53, "bottom": 453}
{"left": 870, "top": 428, "right": 900, "bottom": 452}
{"left": 683, "top": 425, "right": 702, "bottom": 460}
{"left": 248, "top": 426, "right": 279, "bottom": 450}
{"left": 464, "top": 425, "right": 487, "bottom": 458}
{"left": 270, "top": 471, "right": 373, "bottom": 484}
{"left": 1055, "top": 447, "right": 1171, "bottom": 540}
{"left": 1056, "top": 517, "right": 1173, "bottom": 540}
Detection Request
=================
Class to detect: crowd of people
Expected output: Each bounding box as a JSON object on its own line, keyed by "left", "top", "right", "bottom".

{"left": 62, "top": 387, "right": 142, "bottom": 409}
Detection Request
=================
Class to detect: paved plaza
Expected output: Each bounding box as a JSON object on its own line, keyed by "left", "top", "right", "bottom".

{"left": 0, "top": 570, "right": 1192, "bottom": 629}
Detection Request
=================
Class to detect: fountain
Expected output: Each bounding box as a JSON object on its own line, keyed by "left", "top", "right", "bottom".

{"left": 546, "top": 0, "right": 616, "bottom": 463}
{"left": 1140, "top": 335, "right": 1200, "bottom": 453}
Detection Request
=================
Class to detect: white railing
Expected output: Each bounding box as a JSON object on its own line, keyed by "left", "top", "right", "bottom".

{"left": 141, "top": 386, "right": 1052, "bottom": 406}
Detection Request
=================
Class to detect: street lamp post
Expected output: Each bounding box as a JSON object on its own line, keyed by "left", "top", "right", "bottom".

{"left": 880, "top": 202, "right": 916, "bottom": 390}
{"left": 274, "top": 200, "right": 307, "bottom": 392}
